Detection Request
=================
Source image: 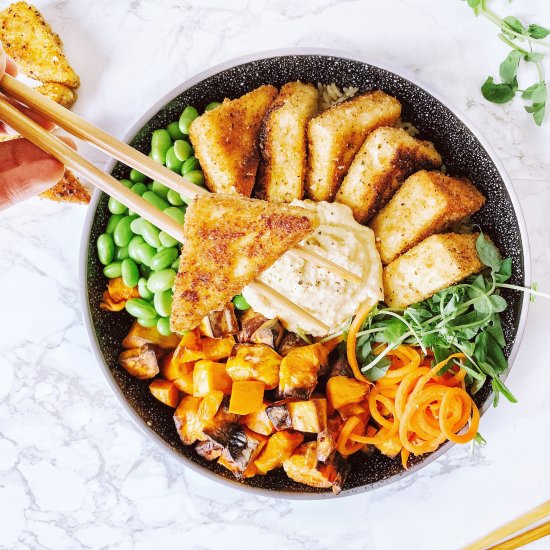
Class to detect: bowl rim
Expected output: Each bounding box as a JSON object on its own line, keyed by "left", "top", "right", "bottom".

{"left": 80, "top": 47, "right": 532, "bottom": 500}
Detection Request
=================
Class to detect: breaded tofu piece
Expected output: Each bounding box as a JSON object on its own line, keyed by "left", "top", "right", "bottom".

{"left": 188, "top": 85, "right": 278, "bottom": 196}
{"left": 0, "top": 2, "right": 80, "bottom": 87}
{"left": 35, "top": 82, "right": 77, "bottom": 108}
{"left": 256, "top": 82, "right": 319, "bottom": 203}
{"left": 40, "top": 169, "right": 90, "bottom": 204}
{"left": 383, "top": 233, "right": 484, "bottom": 309}
{"left": 305, "top": 91, "right": 401, "bottom": 202}
{"left": 335, "top": 127, "right": 442, "bottom": 224}
{"left": 170, "top": 194, "right": 319, "bottom": 333}
{"left": 371, "top": 170, "right": 486, "bottom": 264}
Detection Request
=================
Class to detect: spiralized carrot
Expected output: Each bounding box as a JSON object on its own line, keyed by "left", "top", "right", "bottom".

{"left": 346, "top": 299, "right": 377, "bottom": 383}
{"left": 336, "top": 416, "right": 366, "bottom": 456}
{"left": 347, "top": 347, "right": 480, "bottom": 469}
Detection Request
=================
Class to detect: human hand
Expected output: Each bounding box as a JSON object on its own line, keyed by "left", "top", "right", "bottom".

{"left": 0, "top": 45, "right": 72, "bottom": 211}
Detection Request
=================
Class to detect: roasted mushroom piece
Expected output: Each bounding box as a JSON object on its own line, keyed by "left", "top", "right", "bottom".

{"left": 265, "top": 399, "right": 293, "bottom": 431}
{"left": 219, "top": 428, "right": 267, "bottom": 478}
{"left": 195, "top": 438, "right": 224, "bottom": 461}
{"left": 277, "top": 332, "right": 306, "bottom": 357}
{"left": 118, "top": 344, "right": 160, "bottom": 379}
{"left": 288, "top": 398, "right": 327, "bottom": 433}
{"left": 199, "top": 303, "right": 239, "bottom": 337}
{"left": 237, "top": 309, "right": 269, "bottom": 342}
{"left": 250, "top": 318, "right": 285, "bottom": 349}
{"left": 328, "top": 354, "right": 354, "bottom": 378}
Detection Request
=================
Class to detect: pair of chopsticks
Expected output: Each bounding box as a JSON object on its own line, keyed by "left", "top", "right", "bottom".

{"left": 0, "top": 74, "right": 362, "bottom": 333}
{"left": 464, "top": 500, "right": 550, "bottom": 550}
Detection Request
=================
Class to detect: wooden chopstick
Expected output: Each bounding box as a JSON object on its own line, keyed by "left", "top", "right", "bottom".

{"left": 488, "top": 521, "right": 550, "bottom": 550}
{"left": 464, "top": 500, "right": 550, "bottom": 550}
{"left": 0, "top": 94, "right": 329, "bottom": 334}
{"left": 0, "top": 74, "right": 362, "bottom": 286}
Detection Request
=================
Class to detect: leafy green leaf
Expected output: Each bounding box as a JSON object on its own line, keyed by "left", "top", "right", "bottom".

{"left": 527, "top": 24, "right": 550, "bottom": 39}
{"left": 495, "top": 258, "right": 512, "bottom": 283}
{"left": 524, "top": 52, "right": 544, "bottom": 63}
{"left": 481, "top": 77, "right": 516, "bottom": 104}
{"left": 492, "top": 377, "right": 518, "bottom": 403}
{"left": 487, "top": 315, "right": 506, "bottom": 347}
{"left": 502, "top": 15, "right": 525, "bottom": 35}
{"left": 499, "top": 50, "right": 521, "bottom": 87}
{"left": 474, "top": 432, "right": 487, "bottom": 445}
{"left": 474, "top": 332, "right": 488, "bottom": 363}
{"left": 364, "top": 359, "right": 391, "bottom": 382}
{"left": 467, "top": 0, "right": 482, "bottom": 16}
{"left": 476, "top": 233, "right": 501, "bottom": 271}
{"left": 486, "top": 334, "right": 508, "bottom": 373}
{"left": 525, "top": 102, "right": 546, "bottom": 126}
{"left": 521, "top": 82, "right": 547, "bottom": 103}
{"left": 489, "top": 294, "right": 508, "bottom": 313}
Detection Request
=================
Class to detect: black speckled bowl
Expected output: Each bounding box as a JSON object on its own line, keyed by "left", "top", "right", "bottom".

{"left": 80, "top": 49, "right": 531, "bottom": 499}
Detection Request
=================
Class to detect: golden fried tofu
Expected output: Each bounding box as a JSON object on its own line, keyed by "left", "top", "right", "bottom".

{"left": 35, "top": 82, "right": 77, "bottom": 108}
{"left": 383, "top": 233, "right": 484, "bottom": 309}
{"left": 255, "top": 81, "right": 319, "bottom": 203}
{"left": 335, "top": 127, "right": 442, "bottom": 223}
{"left": 371, "top": 170, "right": 485, "bottom": 264}
{"left": 39, "top": 169, "right": 90, "bottom": 204}
{"left": 188, "top": 85, "right": 278, "bottom": 196}
{"left": 305, "top": 91, "right": 401, "bottom": 202}
{"left": 170, "top": 194, "right": 319, "bottom": 333}
{"left": 0, "top": 2, "right": 80, "bottom": 87}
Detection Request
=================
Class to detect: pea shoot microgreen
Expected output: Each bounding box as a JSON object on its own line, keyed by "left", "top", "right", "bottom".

{"left": 465, "top": 0, "right": 549, "bottom": 125}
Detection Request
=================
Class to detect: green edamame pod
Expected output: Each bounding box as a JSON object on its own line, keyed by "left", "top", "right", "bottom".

{"left": 205, "top": 102, "right": 221, "bottom": 111}
{"left": 114, "top": 245, "right": 130, "bottom": 261}
{"left": 185, "top": 170, "right": 205, "bottom": 187}
{"left": 167, "top": 189, "right": 185, "bottom": 206}
{"left": 173, "top": 140, "right": 192, "bottom": 162}
{"left": 163, "top": 206, "right": 186, "bottom": 225}
{"left": 106, "top": 214, "right": 124, "bottom": 235}
{"left": 165, "top": 147, "right": 184, "bottom": 173}
{"left": 125, "top": 298, "right": 157, "bottom": 319}
{"left": 137, "top": 316, "right": 159, "bottom": 328}
{"left": 150, "top": 247, "right": 179, "bottom": 271}
{"left": 129, "top": 169, "right": 147, "bottom": 183}
{"left": 128, "top": 235, "right": 145, "bottom": 262}
{"left": 166, "top": 121, "right": 184, "bottom": 140}
{"left": 147, "top": 269, "right": 176, "bottom": 293}
{"left": 151, "top": 181, "right": 169, "bottom": 199}
{"left": 154, "top": 289, "right": 173, "bottom": 318}
{"left": 130, "top": 182, "right": 147, "bottom": 196}
{"left": 140, "top": 220, "right": 161, "bottom": 248}
{"left": 159, "top": 230, "right": 179, "bottom": 248}
{"left": 113, "top": 215, "right": 135, "bottom": 247}
{"left": 138, "top": 277, "right": 154, "bottom": 300}
{"left": 103, "top": 261, "right": 122, "bottom": 278}
{"left": 181, "top": 156, "right": 200, "bottom": 175}
{"left": 135, "top": 242, "right": 156, "bottom": 266}
{"left": 179, "top": 106, "right": 199, "bottom": 135}
{"left": 121, "top": 258, "right": 140, "bottom": 288}
{"left": 232, "top": 294, "right": 250, "bottom": 311}
{"left": 97, "top": 233, "right": 115, "bottom": 266}
{"left": 108, "top": 196, "right": 127, "bottom": 215}
{"left": 156, "top": 316, "right": 172, "bottom": 336}
{"left": 151, "top": 129, "right": 172, "bottom": 165}
{"left": 142, "top": 191, "right": 169, "bottom": 211}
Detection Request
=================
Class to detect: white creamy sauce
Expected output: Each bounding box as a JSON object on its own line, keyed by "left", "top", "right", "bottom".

{"left": 242, "top": 200, "right": 384, "bottom": 336}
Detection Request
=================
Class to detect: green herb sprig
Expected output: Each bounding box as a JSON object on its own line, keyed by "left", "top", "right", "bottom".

{"left": 466, "top": 0, "right": 549, "bottom": 125}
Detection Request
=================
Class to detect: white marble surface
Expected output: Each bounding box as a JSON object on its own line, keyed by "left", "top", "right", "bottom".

{"left": 1, "top": 1, "right": 549, "bottom": 548}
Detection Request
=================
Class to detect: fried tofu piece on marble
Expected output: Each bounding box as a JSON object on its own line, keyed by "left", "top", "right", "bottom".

{"left": 170, "top": 194, "right": 319, "bottom": 333}
{"left": 371, "top": 170, "right": 485, "bottom": 264}
{"left": 0, "top": 2, "right": 80, "bottom": 87}
{"left": 335, "top": 127, "right": 442, "bottom": 224}
{"left": 39, "top": 169, "right": 90, "bottom": 204}
{"left": 383, "top": 233, "right": 484, "bottom": 309}
{"left": 35, "top": 82, "right": 77, "bottom": 108}
{"left": 305, "top": 91, "right": 401, "bottom": 202}
{"left": 188, "top": 85, "right": 278, "bottom": 196}
{"left": 256, "top": 81, "right": 319, "bottom": 203}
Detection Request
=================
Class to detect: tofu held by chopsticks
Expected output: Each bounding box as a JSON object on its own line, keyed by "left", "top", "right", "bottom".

{"left": 170, "top": 195, "right": 319, "bottom": 333}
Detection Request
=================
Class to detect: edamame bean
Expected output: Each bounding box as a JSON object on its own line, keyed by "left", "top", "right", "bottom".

{"left": 130, "top": 182, "right": 147, "bottom": 196}
{"left": 138, "top": 316, "right": 159, "bottom": 328}
{"left": 163, "top": 206, "right": 186, "bottom": 225}
{"left": 129, "top": 169, "right": 147, "bottom": 183}
{"left": 166, "top": 121, "right": 184, "bottom": 140}
{"left": 108, "top": 196, "right": 127, "bottom": 215}
{"left": 140, "top": 264, "right": 152, "bottom": 277}
{"left": 150, "top": 247, "right": 179, "bottom": 271}
{"left": 159, "top": 230, "right": 179, "bottom": 248}
{"left": 171, "top": 259, "right": 180, "bottom": 270}
{"left": 138, "top": 277, "right": 154, "bottom": 300}
{"left": 185, "top": 170, "right": 205, "bottom": 187}
{"left": 140, "top": 220, "right": 161, "bottom": 248}
{"left": 179, "top": 106, "right": 199, "bottom": 134}
{"left": 151, "top": 129, "right": 172, "bottom": 165}
{"left": 97, "top": 233, "right": 115, "bottom": 265}
{"left": 103, "top": 261, "right": 122, "bottom": 278}
{"left": 120, "top": 179, "right": 133, "bottom": 189}
{"left": 142, "top": 191, "right": 169, "bottom": 211}
{"left": 205, "top": 101, "right": 221, "bottom": 111}
{"left": 130, "top": 217, "right": 145, "bottom": 235}
{"left": 167, "top": 189, "right": 185, "bottom": 206}
{"left": 125, "top": 298, "right": 157, "bottom": 320}
{"left": 182, "top": 156, "right": 200, "bottom": 175}
{"left": 174, "top": 139, "right": 192, "bottom": 162}
{"left": 121, "top": 258, "right": 140, "bottom": 288}
{"left": 113, "top": 215, "right": 135, "bottom": 247}
{"left": 114, "top": 245, "right": 129, "bottom": 261}
{"left": 154, "top": 289, "right": 173, "bottom": 317}
{"left": 128, "top": 235, "right": 145, "bottom": 262}
{"left": 233, "top": 294, "right": 250, "bottom": 310}
{"left": 147, "top": 269, "right": 176, "bottom": 293}
{"left": 156, "top": 316, "right": 172, "bottom": 336}
{"left": 152, "top": 181, "right": 169, "bottom": 199}
{"left": 135, "top": 242, "right": 156, "bottom": 266}
{"left": 165, "top": 147, "right": 184, "bottom": 173}
{"left": 106, "top": 214, "right": 124, "bottom": 235}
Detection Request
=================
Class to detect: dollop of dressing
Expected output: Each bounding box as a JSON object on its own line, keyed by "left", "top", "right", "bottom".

{"left": 242, "top": 200, "right": 384, "bottom": 336}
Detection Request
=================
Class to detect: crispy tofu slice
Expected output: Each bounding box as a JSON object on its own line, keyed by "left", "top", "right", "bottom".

{"left": 305, "top": 91, "right": 401, "bottom": 202}
{"left": 39, "top": 169, "right": 90, "bottom": 204}
{"left": 35, "top": 82, "right": 77, "bottom": 108}
{"left": 336, "top": 127, "right": 442, "bottom": 224}
{"left": 188, "top": 85, "right": 278, "bottom": 196}
{"left": 170, "top": 194, "right": 319, "bottom": 333}
{"left": 371, "top": 170, "right": 485, "bottom": 264}
{"left": 0, "top": 2, "right": 80, "bottom": 87}
{"left": 383, "top": 233, "right": 484, "bottom": 309}
{"left": 256, "top": 81, "right": 319, "bottom": 203}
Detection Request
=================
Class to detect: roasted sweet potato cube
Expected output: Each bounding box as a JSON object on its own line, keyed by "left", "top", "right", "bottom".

{"left": 174, "top": 396, "right": 206, "bottom": 445}
{"left": 160, "top": 351, "right": 195, "bottom": 381}
{"left": 201, "top": 335, "right": 235, "bottom": 361}
{"left": 326, "top": 376, "right": 370, "bottom": 410}
{"left": 173, "top": 372, "right": 194, "bottom": 394}
{"left": 375, "top": 436, "right": 402, "bottom": 458}
{"left": 119, "top": 345, "right": 159, "bottom": 379}
{"left": 254, "top": 431, "right": 304, "bottom": 474}
{"left": 149, "top": 379, "right": 180, "bottom": 408}
{"left": 229, "top": 381, "right": 265, "bottom": 415}
{"left": 219, "top": 428, "right": 267, "bottom": 478}
{"left": 199, "top": 303, "right": 239, "bottom": 337}
{"left": 265, "top": 400, "right": 292, "bottom": 431}
{"left": 226, "top": 344, "right": 281, "bottom": 389}
{"left": 250, "top": 318, "right": 285, "bottom": 349}
{"left": 193, "top": 360, "right": 232, "bottom": 397}
{"left": 277, "top": 343, "right": 327, "bottom": 399}
{"left": 198, "top": 390, "right": 224, "bottom": 426}
{"left": 173, "top": 328, "right": 204, "bottom": 363}
{"left": 122, "top": 320, "right": 180, "bottom": 350}
{"left": 243, "top": 402, "right": 276, "bottom": 436}
{"left": 337, "top": 401, "right": 370, "bottom": 421}
{"left": 317, "top": 415, "right": 343, "bottom": 463}
{"left": 288, "top": 398, "right": 327, "bottom": 433}
{"left": 195, "top": 438, "right": 224, "bottom": 461}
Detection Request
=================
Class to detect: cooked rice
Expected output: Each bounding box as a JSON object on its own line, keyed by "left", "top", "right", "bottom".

{"left": 318, "top": 82, "right": 359, "bottom": 110}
